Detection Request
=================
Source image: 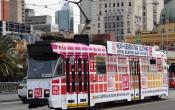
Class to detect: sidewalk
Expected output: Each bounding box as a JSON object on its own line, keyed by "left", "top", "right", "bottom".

{"left": 0, "top": 93, "right": 20, "bottom": 103}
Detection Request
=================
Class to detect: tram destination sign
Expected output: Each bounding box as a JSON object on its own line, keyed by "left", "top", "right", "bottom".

{"left": 107, "top": 41, "right": 152, "bottom": 57}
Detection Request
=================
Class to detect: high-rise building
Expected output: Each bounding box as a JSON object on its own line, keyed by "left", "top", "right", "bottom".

{"left": 80, "top": 0, "right": 98, "bottom": 34}
{"left": 25, "top": 8, "right": 35, "bottom": 17}
{"left": 142, "top": 0, "right": 164, "bottom": 32}
{"left": 55, "top": 3, "right": 74, "bottom": 32}
{"left": 9, "top": 0, "right": 25, "bottom": 23}
{"left": 0, "top": 0, "right": 9, "bottom": 21}
{"left": 80, "top": 0, "right": 164, "bottom": 41}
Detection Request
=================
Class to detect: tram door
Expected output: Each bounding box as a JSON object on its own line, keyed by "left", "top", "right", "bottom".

{"left": 66, "top": 55, "right": 89, "bottom": 107}
{"left": 129, "top": 58, "right": 141, "bottom": 100}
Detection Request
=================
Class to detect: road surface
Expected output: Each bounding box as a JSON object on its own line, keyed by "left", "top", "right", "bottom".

{"left": 0, "top": 90, "right": 174, "bottom": 110}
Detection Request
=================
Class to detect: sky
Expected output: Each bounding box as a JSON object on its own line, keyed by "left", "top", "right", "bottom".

{"left": 25, "top": 0, "right": 80, "bottom": 33}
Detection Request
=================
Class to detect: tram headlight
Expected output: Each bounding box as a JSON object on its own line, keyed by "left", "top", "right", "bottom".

{"left": 28, "top": 90, "right": 33, "bottom": 98}
{"left": 44, "top": 89, "right": 50, "bottom": 97}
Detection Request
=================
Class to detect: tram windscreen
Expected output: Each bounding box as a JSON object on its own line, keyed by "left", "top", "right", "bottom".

{"left": 27, "top": 55, "right": 59, "bottom": 78}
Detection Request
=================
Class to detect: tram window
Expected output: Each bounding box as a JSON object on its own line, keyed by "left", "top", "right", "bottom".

{"left": 150, "top": 59, "right": 156, "bottom": 64}
{"left": 84, "top": 59, "right": 87, "bottom": 92}
{"left": 169, "top": 63, "right": 175, "bottom": 72}
{"left": 96, "top": 56, "right": 106, "bottom": 74}
{"left": 66, "top": 58, "right": 70, "bottom": 92}
{"left": 78, "top": 58, "right": 82, "bottom": 92}
{"left": 54, "top": 56, "right": 64, "bottom": 77}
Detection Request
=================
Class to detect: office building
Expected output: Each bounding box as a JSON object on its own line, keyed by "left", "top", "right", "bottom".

{"left": 55, "top": 3, "right": 74, "bottom": 32}
{"left": 0, "top": 0, "right": 9, "bottom": 21}
{"left": 80, "top": 0, "right": 164, "bottom": 41}
{"left": 80, "top": 0, "right": 98, "bottom": 34}
{"left": 9, "top": 0, "right": 25, "bottom": 23}
{"left": 33, "top": 24, "right": 59, "bottom": 33}
{"left": 25, "top": 8, "right": 35, "bottom": 17}
{"left": 25, "top": 15, "right": 59, "bottom": 33}
{"left": 0, "top": 20, "right": 32, "bottom": 35}
{"left": 25, "top": 15, "right": 52, "bottom": 25}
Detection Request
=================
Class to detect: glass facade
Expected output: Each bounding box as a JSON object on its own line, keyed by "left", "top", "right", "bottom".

{"left": 160, "top": 0, "right": 175, "bottom": 23}
{"left": 55, "top": 4, "right": 74, "bottom": 32}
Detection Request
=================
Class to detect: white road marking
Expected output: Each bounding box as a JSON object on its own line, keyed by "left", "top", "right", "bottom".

{"left": 0, "top": 101, "right": 21, "bottom": 105}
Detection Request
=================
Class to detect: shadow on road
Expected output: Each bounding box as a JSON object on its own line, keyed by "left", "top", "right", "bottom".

{"left": 97, "top": 98, "right": 167, "bottom": 110}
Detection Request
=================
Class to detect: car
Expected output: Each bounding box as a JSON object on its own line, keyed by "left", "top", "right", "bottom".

{"left": 169, "top": 77, "right": 175, "bottom": 89}
{"left": 18, "top": 77, "right": 27, "bottom": 103}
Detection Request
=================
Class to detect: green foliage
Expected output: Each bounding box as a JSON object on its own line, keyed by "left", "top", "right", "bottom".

{"left": 0, "top": 36, "right": 20, "bottom": 82}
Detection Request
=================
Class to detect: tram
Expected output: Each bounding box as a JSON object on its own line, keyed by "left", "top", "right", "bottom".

{"left": 26, "top": 36, "right": 168, "bottom": 109}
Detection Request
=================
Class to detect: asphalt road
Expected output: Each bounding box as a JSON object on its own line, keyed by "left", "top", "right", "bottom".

{"left": 0, "top": 90, "right": 174, "bottom": 110}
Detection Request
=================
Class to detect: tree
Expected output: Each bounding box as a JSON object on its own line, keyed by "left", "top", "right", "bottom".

{"left": 0, "top": 36, "right": 19, "bottom": 82}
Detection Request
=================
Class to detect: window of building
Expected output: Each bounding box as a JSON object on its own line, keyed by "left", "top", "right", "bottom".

{"left": 113, "top": 22, "right": 115, "bottom": 28}
{"left": 127, "top": 28, "right": 131, "bottom": 33}
{"left": 113, "top": 16, "right": 115, "bottom": 21}
{"left": 129, "top": 2, "right": 131, "bottom": 6}
{"left": 121, "top": 29, "right": 124, "bottom": 34}
{"left": 105, "top": 23, "right": 107, "bottom": 28}
{"left": 117, "top": 3, "right": 119, "bottom": 7}
{"left": 109, "top": 23, "right": 111, "bottom": 28}
{"left": 98, "top": 23, "right": 100, "bottom": 28}
{"left": 117, "top": 22, "right": 119, "bottom": 27}
{"left": 121, "top": 2, "right": 124, "bottom": 6}
{"left": 99, "top": 11, "right": 102, "bottom": 16}
{"left": 109, "top": 3, "right": 111, "bottom": 7}
{"left": 121, "top": 21, "right": 123, "bottom": 27}
{"left": 98, "top": 17, "right": 100, "bottom": 21}
{"left": 117, "top": 16, "right": 119, "bottom": 21}
{"left": 104, "top": 17, "right": 107, "bottom": 21}
{"left": 98, "top": 30, "right": 100, "bottom": 33}
{"left": 143, "top": 12, "right": 146, "bottom": 16}
{"left": 127, "top": 21, "right": 130, "bottom": 26}
{"left": 105, "top": 3, "right": 107, "bottom": 8}
{"left": 113, "top": 3, "right": 115, "bottom": 7}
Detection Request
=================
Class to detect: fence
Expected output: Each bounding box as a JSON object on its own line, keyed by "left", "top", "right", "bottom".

{"left": 0, "top": 82, "right": 19, "bottom": 94}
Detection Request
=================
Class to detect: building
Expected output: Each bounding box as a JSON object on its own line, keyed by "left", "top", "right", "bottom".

{"left": 25, "top": 8, "right": 35, "bottom": 17}
{"left": 25, "top": 15, "right": 52, "bottom": 25}
{"left": 142, "top": 0, "right": 164, "bottom": 32}
{"left": 9, "top": 0, "right": 25, "bottom": 23}
{"left": 33, "top": 24, "right": 59, "bottom": 33}
{"left": 55, "top": 3, "right": 74, "bottom": 32}
{"left": 0, "top": 0, "right": 9, "bottom": 21}
{"left": 126, "top": 32, "right": 175, "bottom": 65}
{"left": 80, "top": 0, "right": 98, "bottom": 34}
{"left": 0, "top": 20, "right": 32, "bottom": 36}
{"left": 25, "top": 15, "right": 59, "bottom": 33}
{"left": 80, "top": 0, "right": 164, "bottom": 41}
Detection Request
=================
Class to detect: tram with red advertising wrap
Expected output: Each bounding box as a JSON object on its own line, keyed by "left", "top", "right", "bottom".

{"left": 26, "top": 36, "right": 168, "bottom": 109}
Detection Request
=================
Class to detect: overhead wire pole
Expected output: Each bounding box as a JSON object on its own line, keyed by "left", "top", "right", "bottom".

{"left": 135, "top": 1, "right": 159, "bottom": 44}
{"left": 68, "top": 0, "right": 91, "bottom": 34}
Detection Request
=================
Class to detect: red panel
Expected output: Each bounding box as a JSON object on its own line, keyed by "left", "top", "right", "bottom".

{"left": 61, "top": 85, "right": 66, "bottom": 95}
{"left": 103, "top": 75, "right": 107, "bottom": 82}
{"left": 52, "top": 79, "right": 59, "bottom": 84}
{"left": 90, "top": 84, "right": 94, "bottom": 93}
{"left": 104, "top": 84, "right": 107, "bottom": 92}
{"left": 61, "top": 78, "right": 66, "bottom": 83}
{"left": 99, "top": 84, "right": 103, "bottom": 92}
{"left": 34, "top": 88, "right": 42, "bottom": 98}
{"left": 95, "top": 84, "right": 99, "bottom": 93}
{"left": 52, "top": 86, "right": 59, "bottom": 95}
